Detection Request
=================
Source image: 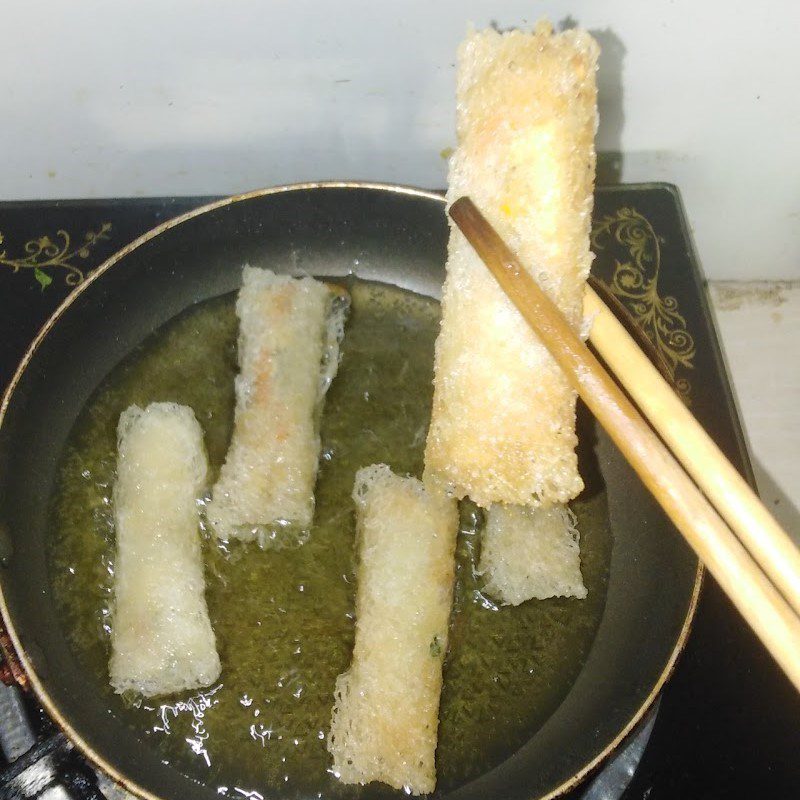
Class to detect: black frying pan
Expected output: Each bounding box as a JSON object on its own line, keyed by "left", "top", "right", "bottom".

{"left": 0, "top": 183, "right": 700, "bottom": 800}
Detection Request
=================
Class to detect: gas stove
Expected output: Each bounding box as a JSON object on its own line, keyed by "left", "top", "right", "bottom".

{"left": 0, "top": 187, "right": 797, "bottom": 800}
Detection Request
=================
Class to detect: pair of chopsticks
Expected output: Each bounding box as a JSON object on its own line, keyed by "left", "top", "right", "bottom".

{"left": 450, "top": 196, "right": 800, "bottom": 692}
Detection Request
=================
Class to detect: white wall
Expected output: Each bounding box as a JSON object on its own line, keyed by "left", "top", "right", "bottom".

{"left": 1, "top": 1, "right": 798, "bottom": 280}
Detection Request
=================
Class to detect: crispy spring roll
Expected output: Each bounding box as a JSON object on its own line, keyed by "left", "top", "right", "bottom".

{"left": 207, "top": 267, "right": 348, "bottom": 540}
{"left": 424, "top": 21, "right": 599, "bottom": 508}
{"left": 109, "top": 402, "right": 220, "bottom": 697}
{"left": 480, "top": 503, "right": 586, "bottom": 605}
{"left": 328, "top": 465, "right": 458, "bottom": 795}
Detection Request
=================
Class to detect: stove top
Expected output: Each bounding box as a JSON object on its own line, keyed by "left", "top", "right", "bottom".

{"left": 0, "top": 186, "right": 797, "bottom": 800}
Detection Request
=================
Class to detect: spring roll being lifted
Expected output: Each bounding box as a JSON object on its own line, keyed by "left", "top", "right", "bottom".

{"left": 328, "top": 465, "right": 458, "bottom": 795}
{"left": 424, "top": 21, "right": 599, "bottom": 509}
{"left": 109, "top": 402, "right": 220, "bottom": 697}
{"left": 207, "top": 267, "right": 348, "bottom": 541}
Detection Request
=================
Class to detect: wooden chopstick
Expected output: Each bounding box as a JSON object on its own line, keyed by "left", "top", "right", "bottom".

{"left": 585, "top": 287, "right": 800, "bottom": 617}
{"left": 449, "top": 196, "right": 800, "bottom": 692}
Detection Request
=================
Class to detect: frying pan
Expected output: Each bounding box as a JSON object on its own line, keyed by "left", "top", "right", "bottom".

{"left": 0, "top": 183, "right": 700, "bottom": 800}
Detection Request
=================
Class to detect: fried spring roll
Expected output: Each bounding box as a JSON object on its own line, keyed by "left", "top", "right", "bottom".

{"left": 328, "top": 465, "right": 458, "bottom": 795}
{"left": 425, "top": 21, "right": 599, "bottom": 508}
{"left": 207, "top": 267, "right": 348, "bottom": 540}
{"left": 480, "top": 503, "right": 586, "bottom": 605}
{"left": 109, "top": 402, "right": 220, "bottom": 697}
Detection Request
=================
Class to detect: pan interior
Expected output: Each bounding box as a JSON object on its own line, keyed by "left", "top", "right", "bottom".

{"left": 0, "top": 186, "right": 698, "bottom": 800}
{"left": 47, "top": 279, "right": 611, "bottom": 797}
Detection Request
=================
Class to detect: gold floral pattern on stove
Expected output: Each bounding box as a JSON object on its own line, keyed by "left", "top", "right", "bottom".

{"left": 592, "top": 207, "right": 695, "bottom": 401}
{"left": 0, "top": 222, "right": 112, "bottom": 289}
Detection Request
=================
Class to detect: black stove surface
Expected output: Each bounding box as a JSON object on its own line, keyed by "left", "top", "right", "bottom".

{"left": 0, "top": 187, "right": 797, "bottom": 800}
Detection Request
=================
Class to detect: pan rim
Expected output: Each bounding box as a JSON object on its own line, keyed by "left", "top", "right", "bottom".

{"left": 0, "top": 180, "right": 703, "bottom": 800}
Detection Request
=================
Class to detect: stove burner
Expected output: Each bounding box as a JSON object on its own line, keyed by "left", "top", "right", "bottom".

{"left": 0, "top": 683, "right": 109, "bottom": 800}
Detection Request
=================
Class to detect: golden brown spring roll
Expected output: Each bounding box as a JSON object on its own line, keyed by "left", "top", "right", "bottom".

{"left": 207, "top": 266, "right": 347, "bottom": 541}
{"left": 328, "top": 465, "right": 458, "bottom": 794}
{"left": 425, "top": 21, "right": 599, "bottom": 508}
{"left": 480, "top": 503, "right": 586, "bottom": 605}
{"left": 110, "top": 402, "right": 220, "bottom": 697}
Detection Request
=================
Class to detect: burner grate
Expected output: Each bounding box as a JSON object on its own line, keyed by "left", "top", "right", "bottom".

{"left": 0, "top": 683, "right": 108, "bottom": 800}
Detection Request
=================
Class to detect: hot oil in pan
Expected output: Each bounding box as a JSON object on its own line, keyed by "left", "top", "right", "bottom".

{"left": 48, "top": 280, "right": 611, "bottom": 797}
